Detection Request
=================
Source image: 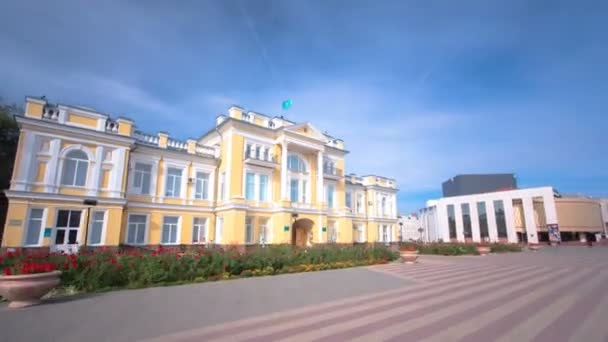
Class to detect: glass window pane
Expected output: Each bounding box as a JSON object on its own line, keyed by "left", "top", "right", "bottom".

{"left": 61, "top": 159, "right": 76, "bottom": 185}
{"left": 68, "top": 211, "right": 81, "bottom": 228}
{"left": 134, "top": 171, "right": 142, "bottom": 187}
{"left": 68, "top": 230, "right": 78, "bottom": 244}
{"left": 55, "top": 229, "right": 65, "bottom": 244}
{"left": 461, "top": 203, "right": 472, "bottom": 238}
{"left": 127, "top": 223, "right": 136, "bottom": 243}
{"left": 170, "top": 226, "right": 177, "bottom": 243}
{"left": 447, "top": 204, "right": 456, "bottom": 239}
{"left": 141, "top": 173, "right": 151, "bottom": 194}
{"left": 259, "top": 175, "right": 268, "bottom": 201}
{"left": 57, "top": 210, "right": 69, "bottom": 227}
{"left": 162, "top": 225, "right": 170, "bottom": 243}
{"left": 164, "top": 216, "right": 178, "bottom": 224}
{"left": 25, "top": 209, "right": 43, "bottom": 245}
{"left": 75, "top": 161, "right": 88, "bottom": 186}
{"left": 290, "top": 179, "right": 299, "bottom": 202}
{"left": 136, "top": 224, "right": 145, "bottom": 243}
{"left": 245, "top": 172, "right": 255, "bottom": 200}
{"left": 494, "top": 200, "right": 508, "bottom": 238}
{"left": 477, "top": 202, "right": 489, "bottom": 238}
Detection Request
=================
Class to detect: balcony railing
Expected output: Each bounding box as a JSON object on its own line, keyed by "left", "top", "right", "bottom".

{"left": 195, "top": 144, "right": 215, "bottom": 156}
{"left": 167, "top": 138, "right": 188, "bottom": 151}
{"left": 244, "top": 150, "right": 277, "bottom": 163}
{"left": 133, "top": 131, "right": 160, "bottom": 145}
{"left": 105, "top": 119, "right": 119, "bottom": 133}
{"left": 323, "top": 167, "right": 343, "bottom": 178}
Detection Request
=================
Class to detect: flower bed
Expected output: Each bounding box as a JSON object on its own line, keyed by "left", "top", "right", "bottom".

{"left": 400, "top": 243, "right": 522, "bottom": 256}
{"left": 0, "top": 245, "right": 398, "bottom": 294}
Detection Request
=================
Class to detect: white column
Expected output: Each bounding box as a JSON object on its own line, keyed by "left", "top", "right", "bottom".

{"left": 502, "top": 198, "right": 519, "bottom": 243}
{"left": 280, "top": 142, "right": 288, "bottom": 200}
{"left": 88, "top": 146, "right": 104, "bottom": 196}
{"left": 317, "top": 151, "right": 324, "bottom": 204}
{"left": 470, "top": 202, "right": 481, "bottom": 242}
{"left": 522, "top": 197, "right": 539, "bottom": 244}
{"left": 454, "top": 202, "right": 465, "bottom": 242}
{"left": 13, "top": 131, "right": 36, "bottom": 191}
{"left": 392, "top": 195, "right": 397, "bottom": 219}
{"left": 44, "top": 138, "right": 61, "bottom": 193}
{"left": 111, "top": 148, "right": 127, "bottom": 198}
{"left": 486, "top": 200, "right": 499, "bottom": 242}
{"left": 436, "top": 203, "right": 451, "bottom": 242}
{"left": 543, "top": 193, "right": 558, "bottom": 225}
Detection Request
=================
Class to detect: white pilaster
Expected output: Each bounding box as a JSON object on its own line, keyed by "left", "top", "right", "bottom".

{"left": 486, "top": 200, "right": 499, "bottom": 242}
{"left": 543, "top": 193, "right": 558, "bottom": 225}
{"left": 13, "top": 130, "right": 36, "bottom": 191}
{"left": 437, "top": 203, "right": 451, "bottom": 242}
{"left": 454, "top": 202, "right": 465, "bottom": 242}
{"left": 502, "top": 198, "right": 519, "bottom": 243}
{"left": 111, "top": 148, "right": 127, "bottom": 198}
{"left": 44, "top": 138, "right": 61, "bottom": 193}
{"left": 470, "top": 202, "right": 481, "bottom": 242}
{"left": 522, "top": 197, "right": 539, "bottom": 244}
{"left": 317, "top": 151, "right": 324, "bottom": 204}
{"left": 280, "top": 142, "right": 288, "bottom": 200}
{"left": 88, "top": 146, "right": 104, "bottom": 196}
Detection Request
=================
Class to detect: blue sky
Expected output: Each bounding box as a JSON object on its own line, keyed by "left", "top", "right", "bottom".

{"left": 2, "top": 0, "right": 607, "bottom": 213}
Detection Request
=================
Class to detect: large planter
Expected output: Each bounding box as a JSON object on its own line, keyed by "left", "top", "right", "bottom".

{"left": 400, "top": 250, "right": 419, "bottom": 264}
{"left": 0, "top": 271, "right": 61, "bottom": 308}
{"left": 476, "top": 246, "right": 491, "bottom": 256}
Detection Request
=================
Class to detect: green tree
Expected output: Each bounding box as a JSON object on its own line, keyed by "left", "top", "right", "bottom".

{"left": 0, "top": 100, "right": 21, "bottom": 241}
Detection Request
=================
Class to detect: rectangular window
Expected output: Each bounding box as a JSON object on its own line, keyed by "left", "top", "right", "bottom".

{"left": 127, "top": 214, "right": 147, "bottom": 245}
{"left": 245, "top": 172, "right": 255, "bottom": 200}
{"left": 259, "top": 218, "right": 269, "bottom": 244}
{"left": 290, "top": 179, "right": 299, "bottom": 202}
{"left": 477, "top": 202, "right": 489, "bottom": 238}
{"left": 357, "top": 193, "right": 364, "bottom": 214}
{"left": 55, "top": 210, "right": 81, "bottom": 245}
{"left": 245, "top": 217, "right": 254, "bottom": 244}
{"left": 194, "top": 172, "right": 209, "bottom": 200}
{"left": 89, "top": 211, "right": 105, "bottom": 245}
{"left": 326, "top": 185, "right": 335, "bottom": 208}
{"left": 245, "top": 144, "right": 251, "bottom": 158}
{"left": 133, "top": 163, "right": 152, "bottom": 195}
{"left": 162, "top": 216, "right": 179, "bottom": 244}
{"left": 219, "top": 172, "right": 226, "bottom": 201}
{"left": 165, "top": 167, "right": 182, "bottom": 197}
{"left": 345, "top": 192, "right": 352, "bottom": 209}
{"left": 192, "top": 217, "right": 207, "bottom": 243}
{"left": 447, "top": 204, "right": 456, "bottom": 239}
{"left": 494, "top": 200, "right": 508, "bottom": 238}
{"left": 259, "top": 174, "right": 269, "bottom": 201}
{"left": 215, "top": 217, "right": 223, "bottom": 244}
{"left": 461, "top": 203, "right": 472, "bottom": 239}
{"left": 25, "top": 208, "right": 44, "bottom": 246}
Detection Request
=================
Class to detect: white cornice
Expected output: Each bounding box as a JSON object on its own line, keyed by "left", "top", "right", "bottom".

{"left": 127, "top": 201, "right": 214, "bottom": 212}
{"left": 5, "top": 190, "right": 127, "bottom": 206}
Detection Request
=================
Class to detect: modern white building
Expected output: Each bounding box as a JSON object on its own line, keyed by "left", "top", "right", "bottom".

{"left": 419, "top": 187, "right": 559, "bottom": 244}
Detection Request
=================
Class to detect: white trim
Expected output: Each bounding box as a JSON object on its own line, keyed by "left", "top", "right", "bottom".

{"left": 192, "top": 216, "right": 209, "bottom": 244}
{"left": 88, "top": 209, "right": 108, "bottom": 246}
{"left": 127, "top": 201, "right": 214, "bottom": 212}
{"left": 22, "top": 207, "right": 48, "bottom": 247}
{"left": 4, "top": 190, "right": 127, "bottom": 206}
{"left": 160, "top": 215, "right": 182, "bottom": 245}
{"left": 125, "top": 212, "right": 150, "bottom": 246}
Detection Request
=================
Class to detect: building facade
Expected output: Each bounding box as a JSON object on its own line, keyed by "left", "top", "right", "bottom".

{"left": 398, "top": 214, "right": 421, "bottom": 241}
{"left": 442, "top": 174, "right": 517, "bottom": 197}
{"left": 1, "top": 97, "right": 398, "bottom": 251}
{"left": 420, "top": 187, "right": 605, "bottom": 244}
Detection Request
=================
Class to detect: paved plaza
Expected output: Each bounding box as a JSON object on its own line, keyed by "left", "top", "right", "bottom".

{"left": 1, "top": 247, "right": 607, "bottom": 341}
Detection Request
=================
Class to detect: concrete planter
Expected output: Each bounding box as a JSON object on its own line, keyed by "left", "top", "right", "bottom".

{"left": 528, "top": 244, "right": 542, "bottom": 251}
{"left": 0, "top": 271, "right": 61, "bottom": 308}
{"left": 476, "top": 246, "right": 491, "bottom": 256}
{"left": 400, "top": 250, "right": 419, "bottom": 264}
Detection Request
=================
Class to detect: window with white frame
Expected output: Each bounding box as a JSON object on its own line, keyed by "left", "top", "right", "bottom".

{"left": 161, "top": 216, "right": 180, "bottom": 244}
{"left": 192, "top": 217, "right": 207, "bottom": 243}
{"left": 345, "top": 191, "right": 352, "bottom": 210}
{"left": 379, "top": 224, "right": 390, "bottom": 242}
{"left": 354, "top": 224, "right": 365, "bottom": 243}
{"left": 55, "top": 210, "right": 81, "bottom": 245}
{"left": 194, "top": 171, "right": 209, "bottom": 200}
{"left": 126, "top": 214, "right": 147, "bottom": 245}
{"left": 25, "top": 208, "right": 44, "bottom": 246}
{"left": 245, "top": 217, "right": 254, "bottom": 244}
{"left": 88, "top": 211, "right": 106, "bottom": 245}
{"left": 287, "top": 154, "right": 307, "bottom": 172}
{"left": 323, "top": 158, "right": 336, "bottom": 175}
{"left": 326, "top": 184, "right": 335, "bottom": 208}
{"left": 245, "top": 171, "right": 271, "bottom": 201}
{"left": 61, "top": 150, "right": 89, "bottom": 187}
{"left": 357, "top": 192, "right": 364, "bottom": 214}
{"left": 165, "top": 167, "right": 183, "bottom": 197}
{"left": 132, "top": 162, "right": 152, "bottom": 195}
{"left": 259, "top": 218, "right": 270, "bottom": 244}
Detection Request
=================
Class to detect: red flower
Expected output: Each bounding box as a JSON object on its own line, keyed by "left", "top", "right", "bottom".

{"left": 3, "top": 268, "right": 11, "bottom": 275}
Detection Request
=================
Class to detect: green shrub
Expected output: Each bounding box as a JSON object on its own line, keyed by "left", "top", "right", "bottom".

{"left": 490, "top": 243, "right": 522, "bottom": 253}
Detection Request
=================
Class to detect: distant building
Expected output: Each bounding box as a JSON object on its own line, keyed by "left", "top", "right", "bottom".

{"left": 398, "top": 214, "right": 420, "bottom": 241}
{"left": 442, "top": 174, "right": 517, "bottom": 197}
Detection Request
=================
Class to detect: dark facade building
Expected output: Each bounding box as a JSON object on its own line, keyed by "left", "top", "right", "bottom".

{"left": 442, "top": 174, "right": 517, "bottom": 197}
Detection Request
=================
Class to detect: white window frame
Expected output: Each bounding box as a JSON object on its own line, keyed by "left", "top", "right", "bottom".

{"left": 161, "top": 215, "right": 181, "bottom": 245}
{"left": 259, "top": 217, "right": 271, "bottom": 244}
{"left": 52, "top": 209, "right": 84, "bottom": 246}
{"left": 128, "top": 155, "right": 160, "bottom": 197}
{"left": 130, "top": 162, "right": 153, "bottom": 195}
{"left": 59, "top": 149, "right": 90, "bottom": 188}
{"left": 88, "top": 209, "right": 108, "bottom": 246}
{"left": 23, "top": 207, "right": 47, "bottom": 247}
{"left": 192, "top": 217, "right": 208, "bottom": 244}
{"left": 164, "top": 166, "right": 184, "bottom": 198}
{"left": 243, "top": 167, "right": 273, "bottom": 203}
{"left": 245, "top": 216, "right": 254, "bottom": 244}
{"left": 194, "top": 171, "right": 210, "bottom": 200}
{"left": 125, "top": 213, "right": 149, "bottom": 246}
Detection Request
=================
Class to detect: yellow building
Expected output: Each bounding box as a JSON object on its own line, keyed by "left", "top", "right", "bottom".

{"left": 1, "top": 97, "right": 398, "bottom": 251}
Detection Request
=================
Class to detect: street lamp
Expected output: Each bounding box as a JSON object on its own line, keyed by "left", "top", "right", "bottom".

{"left": 418, "top": 227, "right": 424, "bottom": 243}
{"left": 82, "top": 199, "right": 98, "bottom": 247}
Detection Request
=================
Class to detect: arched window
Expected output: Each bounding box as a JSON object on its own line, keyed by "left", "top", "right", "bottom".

{"left": 61, "top": 150, "right": 89, "bottom": 186}
{"left": 287, "top": 154, "right": 307, "bottom": 172}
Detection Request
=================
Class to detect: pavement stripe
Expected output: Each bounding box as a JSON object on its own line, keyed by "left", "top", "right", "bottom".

{"left": 392, "top": 263, "right": 489, "bottom": 278}
{"left": 453, "top": 267, "right": 602, "bottom": 342}
{"left": 532, "top": 268, "right": 608, "bottom": 341}
{"left": 495, "top": 271, "right": 608, "bottom": 342}
{"left": 241, "top": 265, "right": 553, "bottom": 342}
{"left": 141, "top": 264, "right": 534, "bottom": 342}
{"left": 307, "top": 267, "right": 570, "bottom": 342}
{"left": 567, "top": 292, "right": 608, "bottom": 342}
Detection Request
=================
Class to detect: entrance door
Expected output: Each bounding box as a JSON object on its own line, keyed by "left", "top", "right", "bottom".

{"left": 52, "top": 210, "right": 82, "bottom": 254}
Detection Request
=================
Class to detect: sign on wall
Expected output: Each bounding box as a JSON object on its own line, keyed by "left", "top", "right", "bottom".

{"left": 547, "top": 224, "right": 561, "bottom": 242}
{"left": 44, "top": 228, "right": 53, "bottom": 237}
{"left": 284, "top": 226, "right": 290, "bottom": 232}
{"left": 8, "top": 220, "right": 22, "bottom": 226}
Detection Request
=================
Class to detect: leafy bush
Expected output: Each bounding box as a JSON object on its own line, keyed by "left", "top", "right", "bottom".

{"left": 398, "top": 242, "right": 521, "bottom": 256}
{"left": 0, "top": 244, "right": 398, "bottom": 293}
{"left": 489, "top": 243, "right": 522, "bottom": 253}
